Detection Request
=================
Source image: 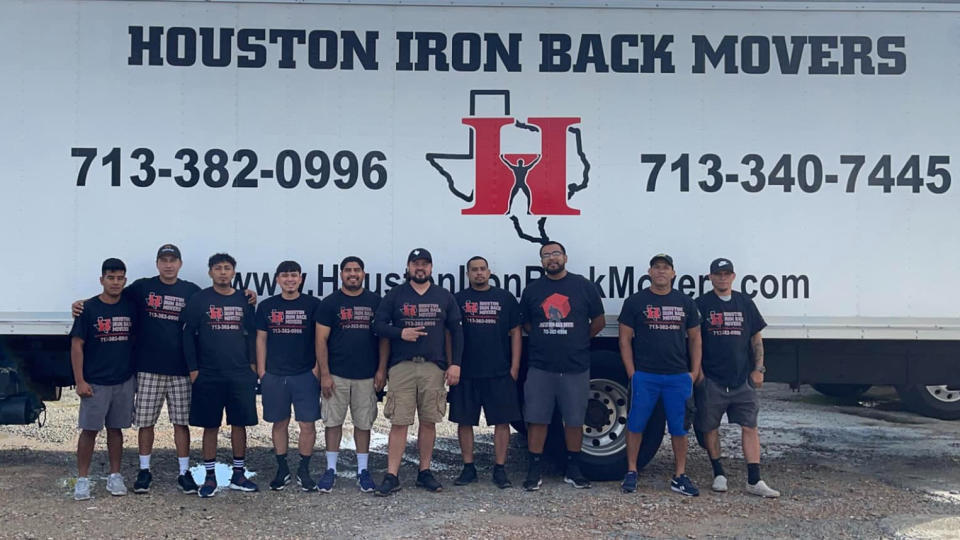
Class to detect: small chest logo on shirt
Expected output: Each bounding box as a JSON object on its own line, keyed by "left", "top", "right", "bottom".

{"left": 270, "top": 310, "right": 285, "bottom": 324}
{"left": 147, "top": 293, "right": 163, "bottom": 309}
{"left": 96, "top": 317, "right": 112, "bottom": 332}
{"left": 645, "top": 306, "right": 662, "bottom": 321}
{"left": 402, "top": 303, "right": 418, "bottom": 317}
{"left": 208, "top": 306, "right": 224, "bottom": 321}
{"left": 710, "top": 312, "right": 724, "bottom": 326}
{"left": 707, "top": 310, "right": 744, "bottom": 336}
{"left": 644, "top": 305, "right": 685, "bottom": 331}
{"left": 541, "top": 293, "right": 571, "bottom": 321}
{"left": 340, "top": 307, "right": 354, "bottom": 321}
{"left": 464, "top": 301, "right": 479, "bottom": 315}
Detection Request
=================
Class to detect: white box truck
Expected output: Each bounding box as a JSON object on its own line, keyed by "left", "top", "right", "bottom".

{"left": 1, "top": 0, "right": 958, "bottom": 479}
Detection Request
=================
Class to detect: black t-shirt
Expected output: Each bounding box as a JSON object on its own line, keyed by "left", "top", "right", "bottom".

{"left": 519, "top": 273, "right": 604, "bottom": 374}
{"left": 125, "top": 276, "right": 200, "bottom": 376}
{"left": 697, "top": 290, "right": 767, "bottom": 388}
{"left": 619, "top": 288, "right": 700, "bottom": 375}
{"left": 255, "top": 294, "right": 320, "bottom": 376}
{"left": 182, "top": 287, "right": 256, "bottom": 378}
{"left": 374, "top": 282, "right": 463, "bottom": 371}
{"left": 455, "top": 287, "right": 520, "bottom": 379}
{"left": 315, "top": 289, "right": 381, "bottom": 380}
{"left": 69, "top": 296, "right": 135, "bottom": 385}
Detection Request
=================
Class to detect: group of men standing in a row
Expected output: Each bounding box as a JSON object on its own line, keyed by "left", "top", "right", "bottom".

{"left": 69, "top": 241, "right": 778, "bottom": 501}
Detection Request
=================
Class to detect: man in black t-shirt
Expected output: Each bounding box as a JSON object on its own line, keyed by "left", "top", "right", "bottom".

{"left": 451, "top": 256, "right": 522, "bottom": 489}
{"left": 182, "top": 253, "right": 259, "bottom": 497}
{"left": 316, "top": 256, "right": 382, "bottom": 494}
{"left": 519, "top": 241, "right": 605, "bottom": 491}
{"left": 618, "top": 254, "right": 701, "bottom": 497}
{"left": 695, "top": 258, "right": 779, "bottom": 498}
{"left": 70, "top": 258, "right": 136, "bottom": 501}
{"left": 373, "top": 248, "right": 463, "bottom": 496}
{"left": 256, "top": 260, "right": 321, "bottom": 493}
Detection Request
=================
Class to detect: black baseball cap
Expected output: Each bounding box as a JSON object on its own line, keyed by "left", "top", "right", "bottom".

{"left": 710, "top": 258, "right": 735, "bottom": 274}
{"left": 156, "top": 244, "right": 181, "bottom": 260}
{"left": 407, "top": 248, "right": 432, "bottom": 264}
{"left": 649, "top": 253, "right": 674, "bottom": 268}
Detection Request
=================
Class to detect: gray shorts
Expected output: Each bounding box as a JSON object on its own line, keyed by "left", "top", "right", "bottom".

{"left": 523, "top": 367, "right": 589, "bottom": 426}
{"left": 693, "top": 377, "right": 759, "bottom": 431}
{"left": 78, "top": 376, "right": 135, "bottom": 431}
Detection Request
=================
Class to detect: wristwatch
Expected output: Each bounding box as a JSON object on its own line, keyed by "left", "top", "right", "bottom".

{"left": 754, "top": 366, "right": 766, "bottom": 374}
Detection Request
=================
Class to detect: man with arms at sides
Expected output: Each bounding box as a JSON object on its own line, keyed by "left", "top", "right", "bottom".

{"left": 256, "top": 261, "right": 322, "bottom": 492}
{"left": 70, "top": 258, "right": 136, "bottom": 500}
{"left": 451, "top": 256, "right": 522, "bottom": 489}
{"left": 618, "top": 254, "right": 701, "bottom": 496}
{"left": 519, "top": 241, "right": 604, "bottom": 491}
{"left": 315, "top": 256, "right": 384, "bottom": 493}
{"left": 373, "top": 248, "right": 463, "bottom": 496}
{"left": 695, "top": 258, "right": 779, "bottom": 498}
{"left": 182, "top": 253, "right": 259, "bottom": 497}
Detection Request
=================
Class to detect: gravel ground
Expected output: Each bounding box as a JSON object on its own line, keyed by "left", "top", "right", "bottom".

{"left": 1, "top": 383, "right": 959, "bottom": 539}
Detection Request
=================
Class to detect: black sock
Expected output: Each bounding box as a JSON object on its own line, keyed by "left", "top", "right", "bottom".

{"left": 204, "top": 460, "right": 216, "bottom": 480}
{"left": 528, "top": 451, "right": 542, "bottom": 471}
{"left": 463, "top": 462, "right": 476, "bottom": 470}
{"left": 494, "top": 463, "right": 505, "bottom": 470}
{"left": 299, "top": 454, "right": 311, "bottom": 471}
{"left": 711, "top": 458, "right": 726, "bottom": 477}
{"left": 232, "top": 456, "right": 245, "bottom": 476}
{"left": 566, "top": 451, "right": 580, "bottom": 465}
{"left": 747, "top": 463, "right": 761, "bottom": 485}
{"left": 275, "top": 453, "right": 288, "bottom": 472}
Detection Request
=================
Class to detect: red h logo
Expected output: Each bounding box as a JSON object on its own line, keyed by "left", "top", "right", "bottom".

{"left": 461, "top": 117, "right": 581, "bottom": 216}
{"left": 96, "top": 317, "right": 112, "bottom": 332}
{"left": 270, "top": 310, "right": 284, "bottom": 324}
{"left": 340, "top": 307, "right": 354, "bottom": 321}
{"left": 402, "top": 303, "right": 418, "bottom": 317}
{"left": 208, "top": 306, "right": 223, "bottom": 321}
{"left": 645, "top": 306, "right": 662, "bottom": 321}
{"left": 710, "top": 312, "right": 724, "bottom": 327}
{"left": 147, "top": 293, "right": 163, "bottom": 309}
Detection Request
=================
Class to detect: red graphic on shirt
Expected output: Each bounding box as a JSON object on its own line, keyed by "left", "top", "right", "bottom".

{"left": 464, "top": 301, "right": 479, "bottom": 315}
{"left": 645, "top": 306, "right": 662, "bottom": 321}
{"left": 96, "top": 317, "right": 112, "bottom": 332}
{"left": 208, "top": 306, "right": 223, "bottom": 321}
{"left": 147, "top": 293, "right": 163, "bottom": 309}
{"left": 541, "top": 293, "right": 571, "bottom": 321}
{"left": 340, "top": 307, "right": 354, "bottom": 321}
{"left": 270, "top": 310, "right": 284, "bottom": 324}
{"left": 402, "top": 303, "right": 418, "bottom": 317}
{"left": 710, "top": 311, "right": 724, "bottom": 326}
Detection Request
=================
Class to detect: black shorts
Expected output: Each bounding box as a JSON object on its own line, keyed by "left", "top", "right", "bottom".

{"left": 189, "top": 372, "right": 259, "bottom": 428}
{"left": 448, "top": 374, "right": 522, "bottom": 426}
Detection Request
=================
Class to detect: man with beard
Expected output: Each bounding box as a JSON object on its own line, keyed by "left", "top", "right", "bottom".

{"left": 519, "top": 241, "right": 604, "bottom": 491}
{"left": 373, "top": 248, "right": 463, "bottom": 496}
{"left": 618, "top": 254, "right": 701, "bottom": 496}
{"left": 451, "top": 256, "right": 522, "bottom": 489}
{"left": 315, "top": 256, "right": 384, "bottom": 493}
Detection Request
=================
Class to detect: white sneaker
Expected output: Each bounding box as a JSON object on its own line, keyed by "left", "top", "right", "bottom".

{"left": 746, "top": 480, "right": 780, "bottom": 498}
{"left": 711, "top": 474, "right": 728, "bottom": 492}
{"left": 74, "top": 477, "right": 91, "bottom": 501}
{"left": 106, "top": 473, "right": 128, "bottom": 496}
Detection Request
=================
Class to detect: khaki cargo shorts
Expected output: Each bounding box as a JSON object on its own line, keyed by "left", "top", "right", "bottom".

{"left": 321, "top": 375, "right": 378, "bottom": 430}
{"left": 384, "top": 359, "right": 446, "bottom": 426}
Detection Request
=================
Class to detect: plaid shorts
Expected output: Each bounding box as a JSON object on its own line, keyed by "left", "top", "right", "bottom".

{"left": 134, "top": 372, "right": 191, "bottom": 427}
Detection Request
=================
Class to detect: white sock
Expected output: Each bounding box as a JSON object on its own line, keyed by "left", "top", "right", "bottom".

{"left": 139, "top": 455, "right": 151, "bottom": 470}
{"left": 178, "top": 457, "right": 190, "bottom": 475}
{"left": 326, "top": 451, "right": 339, "bottom": 471}
{"left": 357, "top": 453, "right": 369, "bottom": 473}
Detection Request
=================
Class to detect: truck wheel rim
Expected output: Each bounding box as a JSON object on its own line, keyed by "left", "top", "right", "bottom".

{"left": 582, "top": 378, "right": 629, "bottom": 458}
{"left": 924, "top": 385, "right": 960, "bottom": 403}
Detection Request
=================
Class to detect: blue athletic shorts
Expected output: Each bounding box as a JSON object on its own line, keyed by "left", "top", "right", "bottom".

{"left": 627, "top": 371, "right": 692, "bottom": 436}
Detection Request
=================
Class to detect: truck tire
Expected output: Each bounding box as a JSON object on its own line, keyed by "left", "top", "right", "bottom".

{"left": 812, "top": 383, "right": 872, "bottom": 399}
{"left": 579, "top": 351, "right": 665, "bottom": 481}
{"left": 896, "top": 384, "right": 960, "bottom": 420}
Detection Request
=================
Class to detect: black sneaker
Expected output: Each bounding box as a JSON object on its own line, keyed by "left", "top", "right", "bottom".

{"left": 133, "top": 469, "right": 152, "bottom": 494}
{"left": 454, "top": 464, "right": 477, "bottom": 486}
{"left": 563, "top": 462, "right": 591, "bottom": 489}
{"left": 375, "top": 473, "right": 401, "bottom": 497}
{"left": 270, "top": 470, "right": 291, "bottom": 491}
{"left": 415, "top": 469, "right": 443, "bottom": 492}
{"left": 492, "top": 465, "right": 512, "bottom": 489}
{"left": 297, "top": 468, "right": 318, "bottom": 492}
{"left": 523, "top": 463, "right": 542, "bottom": 492}
{"left": 178, "top": 473, "right": 199, "bottom": 494}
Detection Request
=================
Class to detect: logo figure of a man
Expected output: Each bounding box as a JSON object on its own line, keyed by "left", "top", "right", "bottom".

{"left": 500, "top": 154, "right": 541, "bottom": 216}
